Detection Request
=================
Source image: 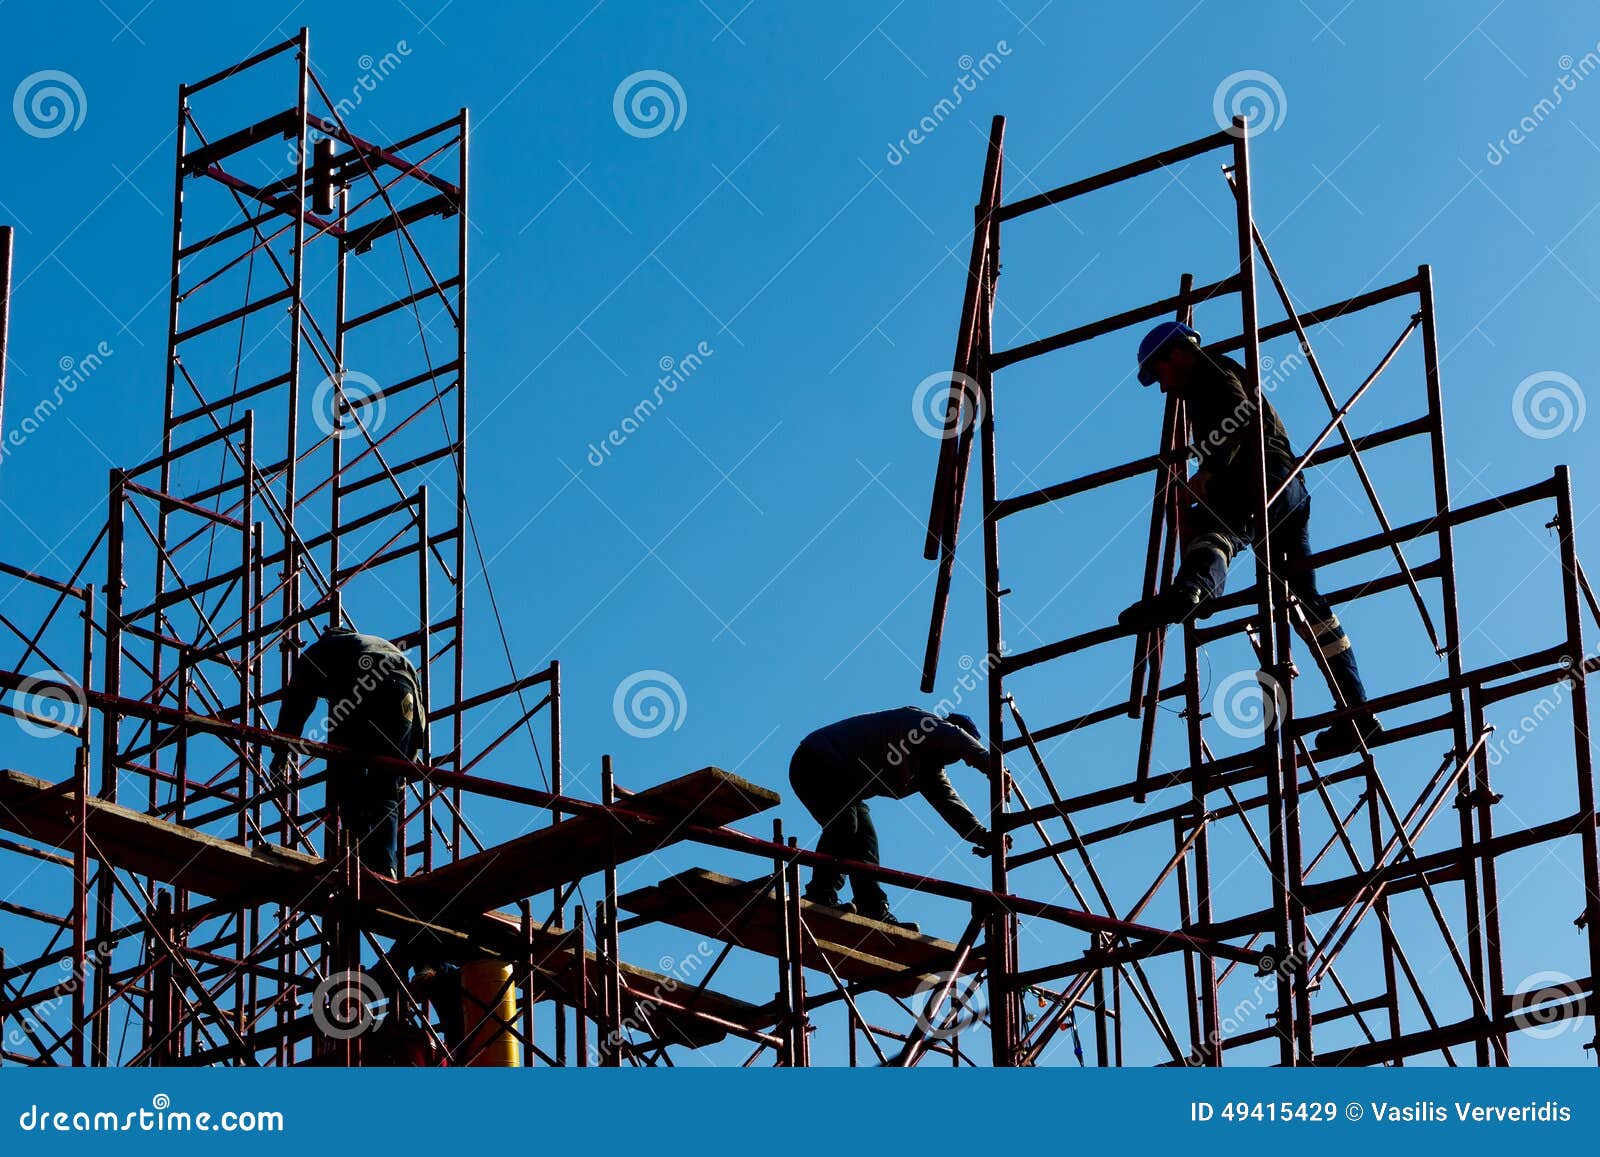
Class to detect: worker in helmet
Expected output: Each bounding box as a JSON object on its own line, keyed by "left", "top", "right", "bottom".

{"left": 268, "top": 625, "right": 428, "bottom": 875}
{"left": 1119, "top": 322, "right": 1381, "bottom": 758}
{"left": 788, "top": 707, "right": 995, "bottom": 932}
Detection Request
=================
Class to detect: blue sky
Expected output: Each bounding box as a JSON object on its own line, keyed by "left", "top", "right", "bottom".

{"left": 1, "top": 0, "right": 1598, "bottom": 1066}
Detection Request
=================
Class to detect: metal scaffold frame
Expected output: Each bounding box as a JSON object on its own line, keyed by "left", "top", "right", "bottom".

{"left": 920, "top": 114, "right": 1600, "bottom": 1066}
{"left": 1, "top": 38, "right": 1595, "bottom": 1067}
{"left": 0, "top": 29, "right": 575, "bottom": 1068}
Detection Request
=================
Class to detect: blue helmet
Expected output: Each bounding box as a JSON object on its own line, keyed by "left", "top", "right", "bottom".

{"left": 945, "top": 712, "right": 980, "bottom": 740}
{"left": 1136, "top": 321, "right": 1201, "bottom": 386}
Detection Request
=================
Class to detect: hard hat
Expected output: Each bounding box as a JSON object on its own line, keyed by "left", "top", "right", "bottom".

{"left": 945, "top": 712, "right": 980, "bottom": 740}
{"left": 1136, "top": 321, "right": 1202, "bottom": 386}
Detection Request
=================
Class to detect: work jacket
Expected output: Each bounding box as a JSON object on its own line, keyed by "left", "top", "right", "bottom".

{"left": 1185, "top": 351, "right": 1296, "bottom": 515}
{"left": 275, "top": 627, "right": 427, "bottom": 757}
{"left": 798, "top": 707, "right": 987, "bottom": 841}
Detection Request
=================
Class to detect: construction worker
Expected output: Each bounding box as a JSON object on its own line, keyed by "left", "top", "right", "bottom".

{"left": 1118, "top": 321, "right": 1381, "bottom": 757}
{"left": 788, "top": 707, "right": 994, "bottom": 932}
{"left": 268, "top": 625, "right": 427, "bottom": 875}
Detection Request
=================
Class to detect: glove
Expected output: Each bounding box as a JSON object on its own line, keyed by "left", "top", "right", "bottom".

{"left": 266, "top": 748, "right": 295, "bottom": 790}
{"left": 971, "top": 833, "right": 1013, "bottom": 858}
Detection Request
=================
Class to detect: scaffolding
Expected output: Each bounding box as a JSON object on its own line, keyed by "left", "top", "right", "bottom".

{"left": 919, "top": 115, "right": 1600, "bottom": 1066}
{"left": 0, "top": 37, "right": 1595, "bottom": 1067}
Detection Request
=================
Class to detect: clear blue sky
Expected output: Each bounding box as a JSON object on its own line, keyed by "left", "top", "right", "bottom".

{"left": 1, "top": 0, "right": 1597, "bottom": 1066}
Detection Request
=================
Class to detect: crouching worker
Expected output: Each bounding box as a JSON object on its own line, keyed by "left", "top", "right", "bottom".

{"left": 268, "top": 625, "right": 427, "bottom": 876}
{"left": 789, "top": 707, "right": 993, "bottom": 932}
{"left": 1118, "top": 321, "right": 1381, "bottom": 756}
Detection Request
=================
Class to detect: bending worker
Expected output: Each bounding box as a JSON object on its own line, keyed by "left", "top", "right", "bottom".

{"left": 268, "top": 625, "right": 427, "bottom": 876}
{"left": 1118, "top": 321, "right": 1381, "bottom": 757}
{"left": 789, "top": 706, "right": 994, "bottom": 932}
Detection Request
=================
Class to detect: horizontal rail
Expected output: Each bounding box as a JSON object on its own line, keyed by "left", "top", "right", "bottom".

{"left": 305, "top": 113, "right": 461, "bottom": 199}
{"left": 0, "top": 672, "right": 1257, "bottom": 959}
{"left": 990, "top": 273, "right": 1240, "bottom": 370}
{"left": 996, "top": 127, "right": 1234, "bottom": 220}
{"left": 1206, "top": 273, "right": 1422, "bottom": 355}
{"left": 999, "top": 474, "right": 1558, "bottom": 678}
{"left": 180, "top": 108, "right": 299, "bottom": 173}
{"left": 182, "top": 33, "right": 300, "bottom": 96}
{"left": 996, "top": 413, "right": 1429, "bottom": 525}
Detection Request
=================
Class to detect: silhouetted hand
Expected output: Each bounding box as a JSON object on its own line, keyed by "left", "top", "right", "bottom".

{"left": 265, "top": 749, "right": 295, "bottom": 792}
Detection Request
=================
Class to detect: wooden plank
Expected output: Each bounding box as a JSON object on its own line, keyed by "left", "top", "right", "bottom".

{"left": 397, "top": 767, "right": 779, "bottom": 919}
{"left": 356, "top": 896, "right": 767, "bottom": 1049}
{"left": 0, "top": 769, "right": 768, "bottom": 1051}
{"left": 619, "top": 868, "right": 981, "bottom": 997}
{"left": 0, "top": 769, "right": 326, "bottom": 899}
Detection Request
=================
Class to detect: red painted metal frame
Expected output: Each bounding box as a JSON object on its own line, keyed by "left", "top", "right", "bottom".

{"left": 919, "top": 115, "right": 1600, "bottom": 1066}
{"left": 3, "top": 51, "right": 1597, "bottom": 1069}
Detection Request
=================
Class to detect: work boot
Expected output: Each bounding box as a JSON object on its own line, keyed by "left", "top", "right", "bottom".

{"left": 856, "top": 905, "right": 920, "bottom": 934}
{"left": 1313, "top": 713, "right": 1383, "bottom": 758}
{"left": 1118, "top": 585, "right": 1207, "bottom": 631}
{"left": 803, "top": 892, "right": 856, "bottom": 916}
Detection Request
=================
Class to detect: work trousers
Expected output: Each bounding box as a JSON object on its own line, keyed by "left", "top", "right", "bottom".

{"left": 788, "top": 744, "right": 889, "bottom": 914}
{"left": 1178, "top": 473, "right": 1368, "bottom": 708}
{"left": 327, "top": 681, "right": 417, "bottom": 876}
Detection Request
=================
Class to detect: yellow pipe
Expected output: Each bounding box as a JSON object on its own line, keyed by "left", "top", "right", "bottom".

{"left": 459, "top": 958, "right": 521, "bottom": 1067}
